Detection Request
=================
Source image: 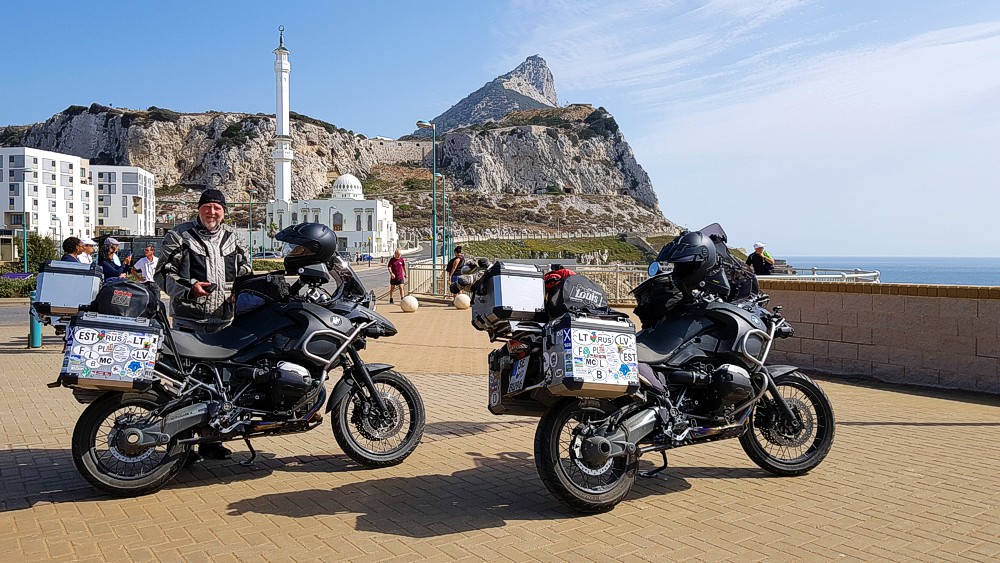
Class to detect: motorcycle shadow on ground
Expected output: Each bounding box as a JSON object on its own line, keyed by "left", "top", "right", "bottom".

{"left": 225, "top": 450, "right": 768, "bottom": 537}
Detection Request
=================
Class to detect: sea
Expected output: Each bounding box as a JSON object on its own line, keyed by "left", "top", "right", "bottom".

{"left": 782, "top": 256, "right": 1000, "bottom": 286}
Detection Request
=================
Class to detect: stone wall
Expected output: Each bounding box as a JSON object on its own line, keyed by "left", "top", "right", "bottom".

{"left": 759, "top": 280, "right": 1000, "bottom": 394}
{"left": 363, "top": 139, "right": 428, "bottom": 164}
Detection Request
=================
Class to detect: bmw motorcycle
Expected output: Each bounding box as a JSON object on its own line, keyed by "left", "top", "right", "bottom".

{"left": 476, "top": 224, "right": 835, "bottom": 512}
{"left": 48, "top": 224, "right": 425, "bottom": 497}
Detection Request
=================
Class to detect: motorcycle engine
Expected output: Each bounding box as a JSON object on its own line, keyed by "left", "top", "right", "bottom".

{"left": 231, "top": 361, "right": 317, "bottom": 411}
{"left": 673, "top": 363, "right": 754, "bottom": 416}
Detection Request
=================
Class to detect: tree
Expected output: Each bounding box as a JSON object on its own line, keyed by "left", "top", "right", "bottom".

{"left": 17, "top": 232, "right": 61, "bottom": 272}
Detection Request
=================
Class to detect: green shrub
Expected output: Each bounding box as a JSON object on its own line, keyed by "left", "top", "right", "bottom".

{"left": 252, "top": 259, "right": 285, "bottom": 272}
{"left": 63, "top": 105, "right": 89, "bottom": 116}
{"left": 147, "top": 106, "right": 181, "bottom": 123}
{"left": 0, "top": 277, "right": 36, "bottom": 298}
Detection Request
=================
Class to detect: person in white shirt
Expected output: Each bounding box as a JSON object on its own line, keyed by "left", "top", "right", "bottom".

{"left": 78, "top": 237, "right": 97, "bottom": 264}
{"left": 131, "top": 245, "right": 159, "bottom": 282}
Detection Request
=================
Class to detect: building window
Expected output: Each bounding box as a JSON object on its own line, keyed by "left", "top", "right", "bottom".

{"left": 292, "top": 212, "right": 298, "bottom": 223}
{"left": 332, "top": 212, "right": 343, "bottom": 231}
{"left": 367, "top": 216, "right": 372, "bottom": 231}
{"left": 7, "top": 198, "right": 13, "bottom": 207}
{"left": 356, "top": 215, "right": 362, "bottom": 231}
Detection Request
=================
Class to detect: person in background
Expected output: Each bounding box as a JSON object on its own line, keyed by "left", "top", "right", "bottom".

{"left": 387, "top": 249, "right": 407, "bottom": 304}
{"left": 746, "top": 241, "right": 775, "bottom": 275}
{"left": 446, "top": 245, "right": 466, "bottom": 296}
{"left": 78, "top": 237, "right": 97, "bottom": 264}
{"left": 155, "top": 188, "right": 251, "bottom": 462}
{"left": 131, "top": 245, "right": 159, "bottom": 283}
{"left": 106, "top": 237, "right": 125, "bottom": 267}
{"left": 99, "top": 243, "right": 130, "bottom": 279}
{"left": 60, "top": 237, "right": 84, "bottom": 262}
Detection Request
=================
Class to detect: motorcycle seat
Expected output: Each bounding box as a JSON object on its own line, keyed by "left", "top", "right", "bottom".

{"left": 168, "top": 327, "right": 256, "bottom": 360}
{"left": 637, "top": 342, "right": 671, "bottom": 366}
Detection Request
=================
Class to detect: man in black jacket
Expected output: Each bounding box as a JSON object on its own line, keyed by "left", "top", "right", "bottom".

{"left": 155, "top": 189, "right": 251, "bottom": 461}
{"left": 156, "top": 189, "right": 252, "bottom": 334}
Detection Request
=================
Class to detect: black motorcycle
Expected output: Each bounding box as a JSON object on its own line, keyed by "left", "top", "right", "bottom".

{"left": 474, "top": 224, "right": 835, "bottom": 512}
{"left": 48, "top": 223, "right": 425, "bottom": 497}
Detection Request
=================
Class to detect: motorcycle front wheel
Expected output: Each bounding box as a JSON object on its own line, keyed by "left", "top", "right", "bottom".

{"left": 739, "top": 370, "right": 836, "bottom": 475}
{"left": 534, "top": 399, "right": 637, "bottom": 513}
{"left": 71, "top": 392, "right": 191, "bottom": 497}
{"left": 331, "top": 370, "right": 425, "bottom": 467}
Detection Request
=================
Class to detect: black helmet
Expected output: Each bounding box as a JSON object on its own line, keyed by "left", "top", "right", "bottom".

{"left": 275, "top": 223, "right": 339, "bottom": 274}
{"left": 658, "top": 230, "right": 719, "bottom": 294}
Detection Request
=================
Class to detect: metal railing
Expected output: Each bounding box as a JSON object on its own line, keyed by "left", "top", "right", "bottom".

{"left": 768, "top": 268, "right": 881, "bottom": 283}
{"left": 405, "top": 262, "right": 880, "bottom": 306}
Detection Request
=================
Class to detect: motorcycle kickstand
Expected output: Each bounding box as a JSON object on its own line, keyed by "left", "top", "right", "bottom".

{"left": 239, "top": 437, "right": 257, "bottom": 468}
{"left": 639, "top": 451, "right": 668, "bottom": 478}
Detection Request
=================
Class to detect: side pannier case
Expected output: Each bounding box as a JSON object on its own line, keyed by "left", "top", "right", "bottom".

{"left": 471, "top": 261, "right": 547, "bottom": 337}
{"left": 33, "top": 260, "right": 103, "bottom": 321}
{"left": 60, "top": 313, "right": 163, "bottom": 391}
{"left": 542, "top": 313, "right": 640, "bottom": 398}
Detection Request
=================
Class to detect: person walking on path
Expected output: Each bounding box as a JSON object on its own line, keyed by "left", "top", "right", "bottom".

{"left": 131, "top": 245, "right": 159, "bottom": 282}
{"left": 446, "top": 246, "right": 466, "bottom": 296}
{"left": 60, "top": 237, "right": 84, "bottom": 262}
{"left": 387, "top": 249, "right": 407, "bottom": 304}
{"left": 746, "top": 241, "right": 775, "bottom": 275}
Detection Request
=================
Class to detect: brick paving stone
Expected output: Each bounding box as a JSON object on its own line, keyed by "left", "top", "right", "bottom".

{"left": 2, "top": 310, "right": 1000, "bottom": 560}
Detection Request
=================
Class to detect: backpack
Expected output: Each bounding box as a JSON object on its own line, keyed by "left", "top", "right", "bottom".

{"left": 91, "top": 279, "right": 160, "bottom": 319}
{"left": 545, "top": 273, "right": 610, "bottom": 317}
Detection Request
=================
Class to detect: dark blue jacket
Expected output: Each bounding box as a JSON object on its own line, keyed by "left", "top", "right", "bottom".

{"left": 60, "top": 253, "right": 80, "bottom": 262}
{"left": 100, "top": 258, "right": 128, "bottom": 279}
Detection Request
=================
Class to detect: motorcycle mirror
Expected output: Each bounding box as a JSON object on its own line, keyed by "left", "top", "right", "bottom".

{"left": 648, "top": 262, "right": 660, "bottom": 277}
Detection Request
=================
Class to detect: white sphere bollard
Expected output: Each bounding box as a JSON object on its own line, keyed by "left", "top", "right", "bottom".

{"left": 454, "top": 294, "right": 471, "bottom": 309}
{"left": 400, "top": 295, "right": 419, "bottom": 312}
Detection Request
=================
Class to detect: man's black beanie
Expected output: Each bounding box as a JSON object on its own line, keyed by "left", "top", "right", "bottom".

{"left": 198, "top": 188, "right": 227, "bottom": 209}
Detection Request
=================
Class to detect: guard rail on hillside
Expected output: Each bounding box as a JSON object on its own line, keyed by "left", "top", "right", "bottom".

{"left": 405, "top": 262, "right": 881, "bottom": 305}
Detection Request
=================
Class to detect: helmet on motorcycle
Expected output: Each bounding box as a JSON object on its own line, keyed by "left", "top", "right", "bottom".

{"left": 658, "top": 230, "right": 719, "bottom": 294}
{"left": 275, "top": 222, "right": 339, "bottom": 275}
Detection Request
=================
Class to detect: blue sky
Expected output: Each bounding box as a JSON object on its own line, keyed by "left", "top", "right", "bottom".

{"left": 4, "top": 1, "right": 998, "bottom": 257}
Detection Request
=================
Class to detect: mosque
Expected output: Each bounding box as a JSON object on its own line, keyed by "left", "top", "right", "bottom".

{"left": 240, "top": 28, "right": 399, "bottom": 258}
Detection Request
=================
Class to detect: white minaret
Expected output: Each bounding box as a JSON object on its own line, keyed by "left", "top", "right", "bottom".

{"left": 272, "top": 26, "right": 294, "bottom": 203}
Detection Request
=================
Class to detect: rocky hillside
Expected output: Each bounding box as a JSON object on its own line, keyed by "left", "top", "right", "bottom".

{"left": 410, "top": 55, "right": 558, "bottom": 136}
{"left": 5, "top": 104, "right": 376, "bottom": 210}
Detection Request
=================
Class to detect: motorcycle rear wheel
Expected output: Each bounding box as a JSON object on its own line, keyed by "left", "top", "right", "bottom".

{"left": 739, "top": 370, "right": 835, "bottom": 475}
{"left": 332, "top": 370, "right": 425, "bottom": 467}
{"left": 71, "top": 392, "right": 191, "bottom": 497}
{"left": 534, "top": 399, "right": 637, "bottom": 513}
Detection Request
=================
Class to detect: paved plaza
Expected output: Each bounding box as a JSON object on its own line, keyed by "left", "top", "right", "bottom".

{"left": 1, "top": 302, "right": 999, "bottom": 561}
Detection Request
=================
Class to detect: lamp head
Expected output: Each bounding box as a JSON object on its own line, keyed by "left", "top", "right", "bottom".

{"left": 415, "top": 120, "right": 434, "bottom": 130}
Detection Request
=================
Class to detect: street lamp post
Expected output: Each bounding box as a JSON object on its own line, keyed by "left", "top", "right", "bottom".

{"left": 248, "top": 188, "right": 259, "bottom": 269}
{"left": 416, "top": 120, "right": 437, "bottom": 293}
{"left": 51, "top": 215, "right": 63, "bottom": 244}
{"left": 21, "top": 167, "right": 35, "bottom": 273}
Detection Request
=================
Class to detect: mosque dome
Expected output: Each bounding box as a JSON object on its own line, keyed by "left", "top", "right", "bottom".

{"left": 332, "top": 173, "right": 364, "bottom": 200}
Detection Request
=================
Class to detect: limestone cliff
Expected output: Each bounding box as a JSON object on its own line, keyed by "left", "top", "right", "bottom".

{"left": 411, "top": 55, "right": 558, "bottom": 136}
{"left": 14, "top": 104, "right": 376, "bottom": 206}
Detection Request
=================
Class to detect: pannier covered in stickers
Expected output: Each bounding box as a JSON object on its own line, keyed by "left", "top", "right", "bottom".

{"left": 59, "top": 312, "right": 163, "bottom": 391}
{"left": 542, "top": 313, "right": 639, "bottom": 398}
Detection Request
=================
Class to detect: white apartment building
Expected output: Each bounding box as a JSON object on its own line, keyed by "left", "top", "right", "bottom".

{"left": 0, "top": 147, "right": 95, "bottom": 240}
{"left": 90, "top": 165, "right": 156, "bottom": 236}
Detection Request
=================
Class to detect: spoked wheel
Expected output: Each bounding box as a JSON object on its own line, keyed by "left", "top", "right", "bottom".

{"left": 71, "top": 392, "right": 190, "bottom": 497}
{"left": 332, "top": 370, "right": 425, "bottom": 467}
{"left": 739, "top": 370, "right": 836, "bottom": 475}
{"left": 534, "top": 399, "right": 637, "bottom": 513}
